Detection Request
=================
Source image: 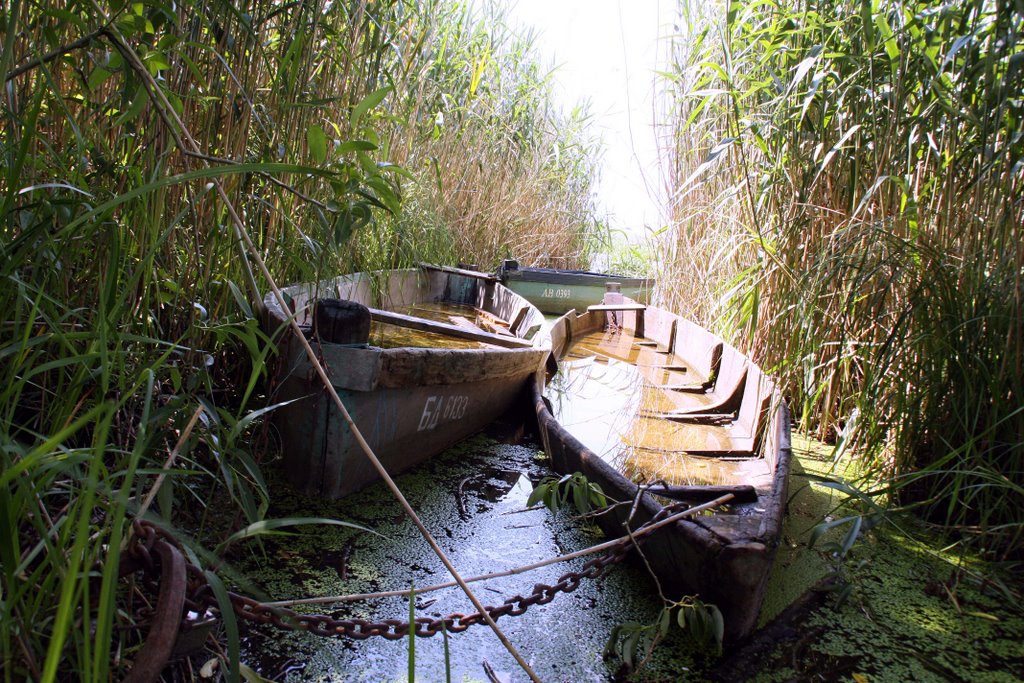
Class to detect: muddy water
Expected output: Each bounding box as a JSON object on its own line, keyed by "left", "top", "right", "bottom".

{"left": 238, "top": 436, "right": 699, "bottom": 681}
{"left": 546, "top": 328, "right": 771, "bottom": 487}
{"left": 369, "top": 302, "right": 498, "bottom": 350}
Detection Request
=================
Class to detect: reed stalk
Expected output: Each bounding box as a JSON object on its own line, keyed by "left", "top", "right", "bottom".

{"left": 0, "top": 0, "right": 597, "bottom": 678}
{"left": 660, "top": 0, "right": 1023, "bottom": 553}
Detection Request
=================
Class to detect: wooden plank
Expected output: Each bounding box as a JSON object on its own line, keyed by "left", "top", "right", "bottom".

{"left": 650, "top": 383, "right": 708, "bottom": 393}
{"left": 417, "top": 262, "right": 497, "bottom": 282}
{"left": 475, "top": 308, "right": 511, "bottom": 328}
{"left": 642, "top": 410, "right": 736, "bottom": 423}
{"left": 369, "top": 308, "right": 533, "bottom": 348}
{"left": 476, "top": 318, "right": 512, "bottom": 335}
{"left": 646, "top": 484, "right": 758, "bottom": 504}
{"left": 507, "top": 306, "right": 531, "bottom": 336}
{"left": 587, "top": 303, "right": 647, "bottom": 312}
{"left": 448, "top": 315, "right": 488, "bottom": 333}
{"left": 474, "top": 308, "right": 519, "bottom": 337}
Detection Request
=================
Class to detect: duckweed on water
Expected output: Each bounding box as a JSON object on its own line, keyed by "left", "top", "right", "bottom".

{"left": 231, "top": 432, "right": 1022, "bottom": 681}
{"left": 749, "top": 436, "right": 1024, "bottom": 683}
{"left": 234, "top": 435, "right": 707, "bottom": 681}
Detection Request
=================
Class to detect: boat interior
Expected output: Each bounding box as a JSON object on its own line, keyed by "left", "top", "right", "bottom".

{"left": 264, "top": 267, "right": 546, "bottom": 349}
{"left": 547, "top": 301, "right": 786, "bottom": 494}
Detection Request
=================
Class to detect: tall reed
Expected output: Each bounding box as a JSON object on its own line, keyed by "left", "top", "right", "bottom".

{"left": 660, "top": 0, "right": 1023, "bottom": 552}
{"left": 0, "top": 0, "right": 597, "bottom": 678}
{"left": 382, "top": 1, "right": 600, "bottom": 271}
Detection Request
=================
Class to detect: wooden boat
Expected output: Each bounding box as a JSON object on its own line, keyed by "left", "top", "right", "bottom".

{"left": 532, "top": 297, "right": 791, "bottom": 641}
{"left": 263, "top": 265, "right": 549, "bottom": 499}
{"left": 497, "top": 259, "right": 654, "bottom": 315}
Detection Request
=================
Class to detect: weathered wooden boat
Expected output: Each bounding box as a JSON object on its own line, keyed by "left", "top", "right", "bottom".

{"left": 497, "top": 259, "right": 654, "bottom": 315}
{"left": 532, "top": 297, "right": 791, "bottom": 641}
{"left": 263, "top": 265, "right": 548, "bottom": 499}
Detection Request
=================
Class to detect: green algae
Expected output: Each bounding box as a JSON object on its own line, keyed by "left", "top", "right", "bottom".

{"left": 234, "top": 435, "right": 705, "bottom": 681}
{"left": 230, "top": 431, "right": 1023, "bottom": 681}
{"left": 750, "top": 435, "right": 1024, "bottom": 683}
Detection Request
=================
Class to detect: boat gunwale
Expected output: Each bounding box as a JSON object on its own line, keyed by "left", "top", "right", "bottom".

{"left": 263, "top": 269, "right": 549, "bottom": 392}
{"left": 501, "top": 266, "right": 653, "bottom": 289}
{"left": 263, "top": 268, "right": 547, "bottom": 347}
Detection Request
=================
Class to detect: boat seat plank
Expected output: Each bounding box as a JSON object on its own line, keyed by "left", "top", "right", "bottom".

{"left": 507, "top": 306, "right": 531, "bottom": 336}
{"left": 650, "top": 382, "right": 709, "bottom": 392}
{"left": 417, "top": 262, "right": 498, "bottom": 282}
{"left": 651, "top": 347, "right": 748, "bottom": 415}
{"left": 475, "top": 308, "right": 512, "bottom": 329}
{"left": 448, "top": 315, "right": 488, "bottom": 333}
{"left": 369, "top": 308, "right": 533, "bottom": 348}
{"left": 471, "top": 310, "right": 520, "bottom": 337}
{"left": 587, "top": 303, "right": 648, "bottom": 312}
{"left": 476, "top": 318, "right": 514, "bottom": 335}
{"left": 645, "top": 484, "right": 758, "bottom": 504}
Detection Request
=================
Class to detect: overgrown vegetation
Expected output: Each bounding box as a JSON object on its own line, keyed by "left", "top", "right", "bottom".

{"left": 660, "top": 0, "right": 1023, "bottom": 554}
{"left": 0, "top": 0, "right": 597, "bottom": 679}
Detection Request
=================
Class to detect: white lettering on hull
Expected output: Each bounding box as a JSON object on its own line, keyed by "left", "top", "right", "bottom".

{"left": 417, "top": 394, "right": 470, "bottom": 431}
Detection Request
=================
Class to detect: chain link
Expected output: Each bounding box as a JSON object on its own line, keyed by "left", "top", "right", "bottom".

{"left": 125, "top": 501, "right": 686, "bottom": 642}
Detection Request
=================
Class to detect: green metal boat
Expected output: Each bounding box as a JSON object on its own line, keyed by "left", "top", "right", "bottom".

{"left": 497, "top": 259, "right": 654, "bottom": 315}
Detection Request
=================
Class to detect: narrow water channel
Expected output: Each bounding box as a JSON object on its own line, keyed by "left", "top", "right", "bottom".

{"left": 238, "top": 435, "right": 700, "bottom": 681}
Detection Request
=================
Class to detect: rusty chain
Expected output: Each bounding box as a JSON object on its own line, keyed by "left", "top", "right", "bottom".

{"left": 125, "top": 500, "right": 691, "bottom": 643}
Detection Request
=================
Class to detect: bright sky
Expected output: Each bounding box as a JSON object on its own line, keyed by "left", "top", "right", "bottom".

{"left": 501, "top": 0, "right": 677, "bottom": 238}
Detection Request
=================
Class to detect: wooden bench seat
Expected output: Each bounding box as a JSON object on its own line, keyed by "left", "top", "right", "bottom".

{"left": 627, "top": 368, "right": 773, "bottom": 457}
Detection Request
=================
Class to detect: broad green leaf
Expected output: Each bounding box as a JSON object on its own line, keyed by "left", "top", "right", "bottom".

{"left": 227, "top": 280, "right": 254, "bottom": 319}
{"left": 874, "top": 11, "right": 899, "bottom": 68}
{"left": 205, "top": 571, "right": 241, "bottom": 683}
{"left": 227, "top": 397, "right": 302, "bottom": 442}
{"left": 87, "top": 66, "right": 112, "bottom": 91}
{"left": 351, "top": 85, "right": 391, "bottom": 129}
{"left": 860, "top": 0, "right": 875, "bottom": 51}
{"left": 143, "top": 51, "right": 171, "bottom": 74}
{"left": 306, "top": 124, "right": 328, "bottom": 164}
{"left": 113, "top": 84, "right": 150, "bottom": 127}
{"left": 238, "top": 663, "right": 272, "bottom": 679}
{"left": 336, "top": 140, "right": 378, "bottom": 154}
{"left": 218, "top": 516, "right": 374, "bottom": 551}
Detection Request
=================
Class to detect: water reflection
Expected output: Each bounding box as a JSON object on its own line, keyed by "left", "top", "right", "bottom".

{"left": 547, "top": 327, "right": 771, "bottom": 487}
{"left": 369, "top": 302, "right": 496, "bottom": 350}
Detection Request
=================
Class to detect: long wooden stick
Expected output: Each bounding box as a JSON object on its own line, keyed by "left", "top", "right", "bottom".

{"left": 98, "top": 17, "right": 541, "bottom": 681}
{"left": 265, "top": 494, "right": 734, "bottom": 608}
{"left": 136, "top": 405, "right": 205, "bottom": 520}
{"left": 417, "top": 262, "right": 497, "bottom": 281}
{"left": 369, "top": 308, "right": 533, "bottom": 348}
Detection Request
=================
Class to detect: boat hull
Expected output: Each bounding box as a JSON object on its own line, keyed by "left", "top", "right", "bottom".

{"left": 532, "top": 304, "right": 791, "bottom": 641}
{"left": 499, "top": 263, "right": 654, "bottom": 315}
{"left": 265, "top": 268, "right": 548, "bottom": 499}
